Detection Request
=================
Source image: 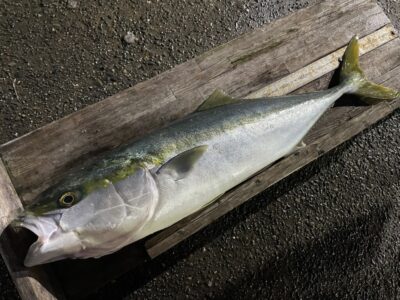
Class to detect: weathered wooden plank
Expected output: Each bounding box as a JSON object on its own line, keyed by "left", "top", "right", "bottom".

{"left": 195, "top": 0, "right": 384, "bottom": 71}
{"left": 145, "top": 37, "right": 400, "bottom": 258}
{"left": 0, "top": 162, "right": 21, "bottom": 233}
{"left": 246, "top": 24, "right": 396, "bottom": 98}
{"left": 0, "top": 160, "right": 64, "bottom": 300}
{"left": 192, "top": 1, "right": 394, "bottom": 97}
{"left": 197, "top": 0, "right": 392, "bottom": 98}
{"left": 0, "top": 0, "right": 391, "bottom": 204}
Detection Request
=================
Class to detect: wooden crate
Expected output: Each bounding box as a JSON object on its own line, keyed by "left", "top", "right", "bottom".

{"left": 1, "top": 0, "right": 399, "bottom": 298}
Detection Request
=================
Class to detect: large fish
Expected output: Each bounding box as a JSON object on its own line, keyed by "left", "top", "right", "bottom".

{"left": 14, "top": 37, "right": 399, "bottom": 267}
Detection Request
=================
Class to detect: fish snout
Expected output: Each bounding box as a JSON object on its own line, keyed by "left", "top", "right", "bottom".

{"left": 14, "top": 213, "right": 83, "bottom": 267}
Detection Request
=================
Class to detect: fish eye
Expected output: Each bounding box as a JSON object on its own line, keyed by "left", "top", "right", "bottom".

{"left": 59, "top": 192, "right": 77, "bottom": 207}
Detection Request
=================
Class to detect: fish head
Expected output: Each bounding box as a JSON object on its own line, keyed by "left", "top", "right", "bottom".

{"left": 15, "top": 167, "right": 158, "bottom": 267}
{"left": 14, "top": 177, "right": 88, "bottom": 267}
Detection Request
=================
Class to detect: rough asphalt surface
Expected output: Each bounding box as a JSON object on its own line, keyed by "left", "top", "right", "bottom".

{"left": 1, "top": 0, "right": 400, "bottom": 299}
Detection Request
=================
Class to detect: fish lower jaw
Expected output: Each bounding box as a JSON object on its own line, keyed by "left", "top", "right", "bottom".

{"left": 24, "top": 230, "right": 83, "bottom": 267}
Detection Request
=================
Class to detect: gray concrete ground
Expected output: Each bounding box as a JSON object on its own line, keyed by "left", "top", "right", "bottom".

{"left": 1, "top": 0, "right": 399, "bottom": 299}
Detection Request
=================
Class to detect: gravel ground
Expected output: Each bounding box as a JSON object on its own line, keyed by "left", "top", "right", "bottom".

{"left": 1, "top": 0, "right": 399, "bottom": 299}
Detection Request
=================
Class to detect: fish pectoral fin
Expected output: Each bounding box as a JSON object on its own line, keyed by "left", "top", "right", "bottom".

{"left": 157, "top": 145, "right": 208, "bottom": 180}
{"left": 196, "top": 89, "right": 239, "bottom": 111}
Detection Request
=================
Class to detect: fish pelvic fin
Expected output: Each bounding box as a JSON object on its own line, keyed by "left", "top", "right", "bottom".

{"left": 340, "top": 36, "right": 400, "bottom": 105}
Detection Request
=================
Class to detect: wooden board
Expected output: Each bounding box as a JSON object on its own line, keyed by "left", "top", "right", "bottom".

{"left": 0, "top": 0, "right": 399, "bottom": 298}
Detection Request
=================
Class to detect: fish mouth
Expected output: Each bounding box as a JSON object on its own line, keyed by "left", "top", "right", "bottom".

{"left": 13, "top": 212, "right": 69, "bottom": 267}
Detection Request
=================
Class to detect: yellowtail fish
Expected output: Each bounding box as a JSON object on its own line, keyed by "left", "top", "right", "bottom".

{"left": 14, "top": 37, "right": 399, "bottom": 266}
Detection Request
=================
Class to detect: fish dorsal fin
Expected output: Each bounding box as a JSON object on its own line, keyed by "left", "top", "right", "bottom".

{"left": 157, "top": 145, "right": 208, "bottom": 180}
{"left": 196, "top": 89, "right": 239, "bottom": 111}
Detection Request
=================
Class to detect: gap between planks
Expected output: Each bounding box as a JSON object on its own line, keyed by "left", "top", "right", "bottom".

{"left": 145, "top": 25, "right": 399, "bottom": 259}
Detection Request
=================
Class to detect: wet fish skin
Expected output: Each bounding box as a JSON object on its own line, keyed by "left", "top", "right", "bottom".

{"left": 16, "top": 36, "right": 400, "bottom": 267}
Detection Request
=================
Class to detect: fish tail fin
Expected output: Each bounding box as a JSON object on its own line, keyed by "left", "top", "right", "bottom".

{"left": 340, "top": 36, "right": 399, "bottom": 104}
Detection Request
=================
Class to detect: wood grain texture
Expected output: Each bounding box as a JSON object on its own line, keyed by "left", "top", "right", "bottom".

{"left": 246, "top": 24, "right": 397, "bottom": 98}
{"left": 0, "top": 160, "right": 64, "bottom": 300}
{"left": 0, "top": 0, "right": 391, "bottom": 204}
{"left": 0, "top": 0, "right": 399, "bottom": 298}
{"left": 0, "top": 160, "right": 21, "bottom": 232}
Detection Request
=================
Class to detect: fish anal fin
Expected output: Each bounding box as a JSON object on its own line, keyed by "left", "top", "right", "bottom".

{"left": 296, "top": 140, "right": 306, "bottom": 150}
{"left": 200, "top": 193, "right": 224, "bottom": 209}
{"left": 196, "top": 89, "right": 239, "bottom": 111}
{"left": 157, "top": 145, "right": 208, "bottom": 180}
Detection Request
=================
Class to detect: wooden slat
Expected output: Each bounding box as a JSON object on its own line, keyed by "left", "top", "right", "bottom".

{"left": 145, "top": 37, "right": 400, "bottom": 258}
{"left": 246, "top": 24, "right": 397, "bottom": 98}
{"left": 0, "top": 160, "right": 64, "bottom": 300}
{"left": 0, "top": 162, "right": 21, "bottom": 233}
{"left": 0, "top": 0, "right": 391, "bottom": 204}
{"left": 195, "top": 0, "right": 392, "bottom": 97}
